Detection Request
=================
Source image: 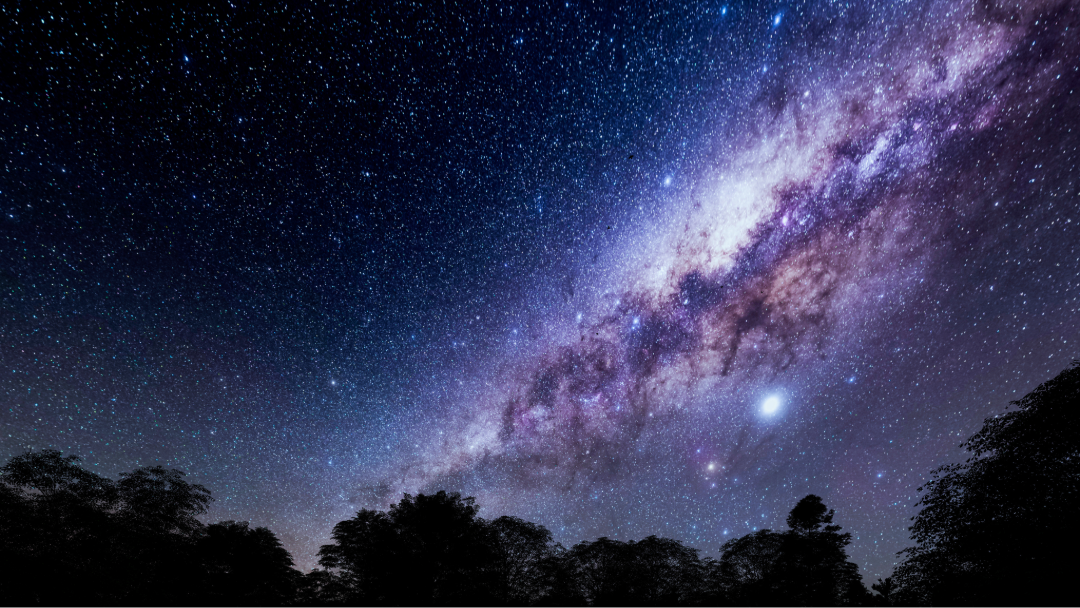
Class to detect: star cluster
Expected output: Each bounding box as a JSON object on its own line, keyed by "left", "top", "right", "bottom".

{"left": 2, "top": 0, "right": 1079, "bottom": 580}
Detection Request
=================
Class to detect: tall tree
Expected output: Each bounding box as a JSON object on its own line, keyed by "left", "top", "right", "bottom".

{"left": 627, "top": 535, "right": 705, "bottom": 605}
{"left": 713, "top": 495, "right": 869, "bottom": 605}
{"left": 387, "top": 491, "right": 498, "bottom": 603}
{"left": 713, "top": 529, "right": 785, "bottom": 604}
{"left": 774, "top": 495, "right": 868, "bottom": 606}
{"left": 566, "top": 537, "right": 638, "bottom": 606}
{"left": 895, "top": 360, "right": 1080, "bottom": 605}
{"left": 197, "top": 520, "right": 299, "bottom": 606}
{"left": 487, "top": 515, "right": 562, "bottom": 605}
{"left": 318, "top": 490, "right": 498, "bottom": 605}
{"left": 116, "top": 465, "right": 212, "bottom": 537}
{"left": 317, "top": 508, "right": 400, "bottom": 603}
{"left": 0, "top": 450, "right": 118, "bottom": 604}
{"left": 111, "top": 465, "right": 214, "bottom": 604}
{"left": 565, "top": 535, "right": 704, "bottom": 606}
{"left": 0, "top": 450, "right": 227, "bottom": 605}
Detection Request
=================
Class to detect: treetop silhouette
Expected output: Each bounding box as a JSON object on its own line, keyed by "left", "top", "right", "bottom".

{"left": 714, "top": 494, "right": 867, "bottom": 606}
{"left": 0, "top": 449, "right": 291, "bottom": 606}
{"left": 4, "top": 362, "right": 1077, "bottom": 605}
{"left": 895, "top": 360, "right": 1080, "bottom": 606}
{"left": 787, "top": 494, "right": 839, "bottom": 534}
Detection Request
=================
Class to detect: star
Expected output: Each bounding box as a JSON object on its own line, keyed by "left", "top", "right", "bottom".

{"left": 762, "top": 395, "right": 782, "bottom": 416}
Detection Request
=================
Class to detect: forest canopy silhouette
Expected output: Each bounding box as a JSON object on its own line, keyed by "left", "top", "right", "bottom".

{"left": 1, "top": 361, "right": 1077, "bottom": 606}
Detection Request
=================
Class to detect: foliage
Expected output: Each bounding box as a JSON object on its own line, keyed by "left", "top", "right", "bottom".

{"left": 566, "top": 535, "right": 704, "bottom": 606}
{"left": 294, "top": 568, "right": 351, "bottom": 606}
{"left": 871, "top": 576, "right": 895, "bottom": 606}
{"left": 894, "top": 360, "right": 1080, "bottom": 606}
{"left": 0, "top": 449, "right": 296, "bottom": 605}
{"left": 0, "top": 450, "right": 878, "bottom": 607}
{"left": 713, "top": 494, "right": 869, "bottom": 606}
{"left": 116, "top": 465, "right": 212, "bottom": 537}
{"left": 318, "top": 490, "right": 499, "bottom": 604}
{"left": 1, "top": 450, "right": 121, "bottom": 604}
{"left": 487, "top": 515, "right": 568, "bottom": 605}
{"left": 198, "top": 520, "right": 299, "bottom": 605}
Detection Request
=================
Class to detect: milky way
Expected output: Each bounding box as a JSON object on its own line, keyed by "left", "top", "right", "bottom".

{"left": 367, "top": 0, "right": 1080, "bottom": 577}
{"left": 3, "top": 0, "right": 1079, "bottom": 582}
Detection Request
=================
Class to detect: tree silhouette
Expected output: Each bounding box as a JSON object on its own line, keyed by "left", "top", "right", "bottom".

{"left": 895, "top": 360, "right": 1080, "bottom": 606}
{"left": 318, "top": 490, "right": 498, "bottom": 605}
{"left": 317, "top": 508, "right": 399, "bottom": 603}
{"left": 787, "top": 493, "right": 836, "bottom": 533}
{"left": 388, "top": 491, "right": 498, "bottom": 603}
{"left": 565, "top": 535, "right": 704, "bottom": 606}
{"left": 713, "top": 494, "right": 869, "bottom": 606}
{"left": 625, "top": 535, "right": 705, "bottom": 605}
{"left": 0, "top": 450, "right": 119, "bottom": 604}
{"left": 1, "top": 449, "right": 117, "bottom": 507}
{"left": 0, "top": 463, "right": 40, "bottom": 605}
{"left": 487, "top": 515, "right": 564, "bottom": 605}
{"left": 872, "top": 576, "right": 895, "bottom": 606}
{"left": 714, "top": 529, "right": 785, "bottom": 604}
{"left": 112, "top": 465, "right": 214, "bottom": 604}
{"left": 532, "top": 546, "right": 588, "bottom": 606}
{"left": 777, "top": 495, "right": 868, "bottom": 606}
{"left": 0, "top": 449, "right": 305, "bottom": 606}
{"left": 197, "top": 520, "right": 299, "bottom": 606}
{"left": 116, "top": 465, "right": 212, "bottom": 537}
{"left": 295, "top": 568, "right": 351, "bottom": 606}
{"left": 566, "top": 537, "right": 638, "bottom": 606}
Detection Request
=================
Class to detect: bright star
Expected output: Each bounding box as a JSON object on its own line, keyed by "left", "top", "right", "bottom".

{"left": 762, "top": 395, "right": 781, "bottom": 415}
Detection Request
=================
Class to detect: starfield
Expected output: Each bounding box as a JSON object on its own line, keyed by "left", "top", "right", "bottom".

{"left": 2, "top": 1, "right": 1078, "bottom": 605}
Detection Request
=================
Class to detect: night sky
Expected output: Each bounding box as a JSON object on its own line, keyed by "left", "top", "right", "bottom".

{"left": 3, "top": 0, "right": 1079, "bottom": 581}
